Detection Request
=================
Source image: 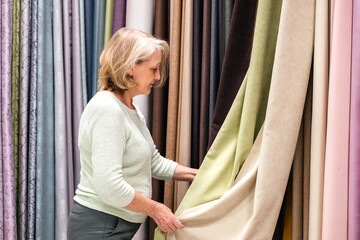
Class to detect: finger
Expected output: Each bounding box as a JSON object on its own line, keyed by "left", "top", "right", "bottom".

{"left": 173, "top": 219, "right": 184, "bottom": 229}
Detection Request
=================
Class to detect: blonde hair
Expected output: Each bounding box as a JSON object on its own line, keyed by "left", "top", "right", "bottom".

{"left": 98, "top": 28, "right": 169, "bottom": 92}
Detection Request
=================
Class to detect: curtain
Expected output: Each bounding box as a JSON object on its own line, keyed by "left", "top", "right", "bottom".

{"left": 2, "top": 1, "right": 360, "bottom": 240}
{"left": 322, "top": 1, "right": 352, "bottom": 239}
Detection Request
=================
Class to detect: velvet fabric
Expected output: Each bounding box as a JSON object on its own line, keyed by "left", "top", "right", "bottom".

{"left": 208, "top": 0, "right": 258, "bottom": 148}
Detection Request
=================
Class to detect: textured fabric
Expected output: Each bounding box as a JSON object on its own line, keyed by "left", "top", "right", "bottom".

{"left": 72, "top": 0, "right": 85, "bottom": 192}
{"left": 177, "top": 0, "right": 193, "bottom": 208}
{"left": 164, "top": 0, "right": 182, "bottom": 211}
{"left": 198, "top": 0, "right": 211, "bottom": 163}
{"left": 84, "top": 0, "right": 95, "bottom": 100}
{"left": 155, "top": 0, "right": 315, "bottom": 238}
{"left": 36, "top": 0, "right": 55, "bottom": 238}
{"left": 67, "top": 202, "right": 141, "bottom": 240}
{"left": 190, "top": 0, "right": 203, "bottom": 169}
{"left": 11, "top": 0, "right": 21, "bottom": 200}
{"left": 308, "top": 0, "right": 329, "bottom": 238}
{"left": 1, "top": 0, "right": 17, "bottom": 238}
{"left": 155, "top": 0, "right": 282, "bottom": 237}
{"left": 18, "top": 1, "right": 32, "bottom": 238}
{"left": 53, "top": 1, "right": 70, "bottom": 239}
{"left": 208, "top": 0, "right": 258, "bottom": 147}
{"left": 322, "top": 1, "right": 352, "bottom": 239}
{"left": 112, "top": 0, "right": 127, "bottom": 34}
{"left": 26, "top": 2, "right": 38, "bottom": 237}
{"left": 224, "top": 0, "right": 234, "bottom": 46}
{"left": 208, "top": 0, "right": 220, "bottom": 130}
{"left": 104, "top": 0, "right": 114, "bottom": 46}
{"left": 79, "top": 0, "right": 88, "bottom": 107}
{"left": 74, "top": 91, "right": 177, "bottom": 223}
{"left": 91, "top": 0, "right": 106, "bottom": 97}
{"left": 62, "top": 0, "right": 75, "bottom": 214}
{"left": 349, "top": 0, "right": 360, "bottom": 238}
{"left": 180, "top": 0, "right": 281, "bottom": 216}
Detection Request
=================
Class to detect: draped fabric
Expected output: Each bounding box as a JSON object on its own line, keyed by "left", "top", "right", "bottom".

{"left": 322, "top": 1, "right": 352, "bottom": 239}
{"left": 208, "top": 0, "right": 258, "bottom": 147}
{"left": 308, "top": 0, "right": 329, "bottom": 238}
{"left": 79, "top": 0, "right": 88, "bottom": 108}
{"left": 92, "top": 0, "right": 106, "bottom": 98}
{"left": 35, "top": 1, "right": 55, "bottom": 239}
{"left": 71, "top": 0, "right": 85, "bottom": 194}
{"left": 11, "top": 0, "right": 21, "bottom": 202}
{"left": 349, "top": 1, "right": 360, "bottom": 239}
{"left": 53, "top": 2, "right": 69, "bottom": 239}
{"left": 198, "top": 0, "right": 211, "bottom": 163}
{"left": 163, "top": 0, "right": 182, "bottom": 212}
{"left": 155, "top": 0, "right": 283, "bottom": 237}
{"left": 1, "top": 0, "right": 17, "bottom": 239}
{"left": 104, "top": 0, "right": 115, "bottom": 46}
{"left": 112, "top": 0, "right": 127, "bottom": 34}
{"left": 155, "top": 0, "right": 316, "bottom": 238}
{"left": 176, "top": 0, "right": 193, "bottom": 208}
{"left": 190, "top": 0, "right": 203, "bottom": 169}
{"left": 84, "top": 1, "right": 95, "bottom": 101}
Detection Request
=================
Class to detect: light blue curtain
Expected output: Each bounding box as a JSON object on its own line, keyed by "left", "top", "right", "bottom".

{"left": 36, "top": 0, "right": 55, "bottom": 239}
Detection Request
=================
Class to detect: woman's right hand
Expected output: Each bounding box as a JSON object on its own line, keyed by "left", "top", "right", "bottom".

{"left": 150, "top": 203, "right": 184, "bottom": 233}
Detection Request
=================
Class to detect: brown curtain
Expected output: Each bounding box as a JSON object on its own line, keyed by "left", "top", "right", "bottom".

{"left": 163, "top": 0, "right": 182, "bottom": 211}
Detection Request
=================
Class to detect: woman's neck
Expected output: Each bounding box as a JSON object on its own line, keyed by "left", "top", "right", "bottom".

{"left": 112, "top": 90, "right": 135, "bottom": 110}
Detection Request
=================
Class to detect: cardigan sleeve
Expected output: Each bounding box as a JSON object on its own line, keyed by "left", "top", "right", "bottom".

{"left": 150, "top": 147, "right": 178, "bottom": 180}
{"left": 89, "top": 103, "right": 135, "bottom": 208}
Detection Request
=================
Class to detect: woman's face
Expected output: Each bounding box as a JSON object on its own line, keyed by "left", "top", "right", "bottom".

{"left": 129, "top": 49, "right": 162, "bottom": 96}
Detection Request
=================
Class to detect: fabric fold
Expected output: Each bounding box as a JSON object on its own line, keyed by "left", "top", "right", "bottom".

{"left": 322, "top": 0, "right": 353, "bottom": 239}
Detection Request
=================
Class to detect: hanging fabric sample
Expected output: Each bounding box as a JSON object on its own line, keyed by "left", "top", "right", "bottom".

{"left": 35, "top": 0, "right": 55, "bottom": 238}
{"left": 1, "top": 0, "right": 17, "bottom": 239}
{"left": 322, "top": 0, "right": 352, "bottom": 239}
{"left": 112, "top": 0, "right": 127, "bottom": 34}
{"left": 154, "top": 0, "right": 315, "bottom": 238}
{"left": 208, "top": 0, "right": 258, "bottom": 147}
{"left": 349, "top": 0, "right": 360, "bottom": 238}
{"left": 308, "top": 0, "right": 329, "bottom": 238}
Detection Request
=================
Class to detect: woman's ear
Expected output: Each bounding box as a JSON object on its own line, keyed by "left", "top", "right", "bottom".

{"left": 127, "top": 68, "right": 134, "bottom": 77}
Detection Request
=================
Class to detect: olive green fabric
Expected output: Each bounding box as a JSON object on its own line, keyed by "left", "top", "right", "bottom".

{"left": 11, "top": 0, "right": 21, "bottom": 197}
{"left": 104, "top": 0, "right": 114, "bottom": 46}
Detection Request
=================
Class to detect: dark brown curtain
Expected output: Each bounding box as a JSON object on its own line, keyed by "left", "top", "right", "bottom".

{"left": 207, "top": 0, "right": 258, "bottom": 148}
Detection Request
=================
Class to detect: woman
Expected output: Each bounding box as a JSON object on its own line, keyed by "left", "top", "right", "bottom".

{"left": 67, "top": 28, "right": 198, "bottom": 239}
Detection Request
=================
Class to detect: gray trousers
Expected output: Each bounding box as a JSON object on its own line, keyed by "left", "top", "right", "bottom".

{"left": 67, "top": 201, "right": 141, "bottom": 240}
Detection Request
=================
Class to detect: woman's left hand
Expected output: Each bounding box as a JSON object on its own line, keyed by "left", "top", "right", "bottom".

{"left": 173, "top": 165, "right": 198, "bottom": 182}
